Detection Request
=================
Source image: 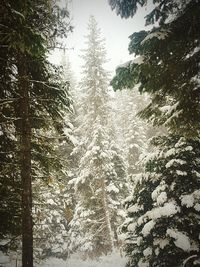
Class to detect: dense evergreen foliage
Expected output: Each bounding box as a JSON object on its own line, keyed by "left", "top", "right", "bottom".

{"left": 121, "top": 135, "right": 200, "bottom": 267}
{"left": 110, "top": 0, "right": 200, "bottom": 137}
{"left": 109, "top": 0, "right": 200, "bottom": 266}
{"left": 0, "top": 0, "right": 72, "bottom": 265}
{"left": 1, "top": 1, "right": 199, "bottom": 266}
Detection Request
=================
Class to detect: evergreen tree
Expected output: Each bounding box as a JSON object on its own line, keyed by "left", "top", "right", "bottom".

{"left": 59, "top": 50, "right": 77, "bottom": 155}
{"left": 60, "top": 51, "right": 76, "bottom": 97}
{"left": 108, "top": 1, "right": 200, "bottom": 266}
{"left": 32, "top": 51, "right": 78, "bottom": 260}
{"left": 115, "top": 89, "right": 147, "bottom": 178}
{"left": 110, "top": 0, "right": 200, "bottom": 137}
{"left": 0, "top": 0, "right": 72, "bottom": 265}
{"left": 69, "top": 16, "right": 127, "bottom": 258}
{"left": 121, "top": 135, "right": 200, "bottom": 267}
{"left": 33, "top": 175, "right": 71, "bottom": 260}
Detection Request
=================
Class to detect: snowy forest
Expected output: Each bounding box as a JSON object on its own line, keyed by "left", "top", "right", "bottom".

{"left": 0, "top": 0, "right": 200, "bottom": 267}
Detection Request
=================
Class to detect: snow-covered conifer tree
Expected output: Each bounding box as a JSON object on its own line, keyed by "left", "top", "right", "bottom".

{"left": 109, "top": 1, "right": 200, "bottom": 266}
{"left": 115, "top": 89, "right": 147, "bottom": 179}
{"left": 32, "top": 52, "right": 76, "bottom": 260}
{"left": 69, "top": 16, "right": 127, "bottom": 258}
{"left": 121, "top": 135, "right": 200, "bottom": 267}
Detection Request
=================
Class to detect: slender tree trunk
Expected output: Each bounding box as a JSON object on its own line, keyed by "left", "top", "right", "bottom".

{"left": 18, "top": 54, "right": 33, "bottom": 267}
{"left": 101, "top": 178, "right": 114, "bottom": 253}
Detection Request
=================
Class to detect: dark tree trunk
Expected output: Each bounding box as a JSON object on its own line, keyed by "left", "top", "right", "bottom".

{"left": 18, "top": 54, "right": 33, "bottom": 267}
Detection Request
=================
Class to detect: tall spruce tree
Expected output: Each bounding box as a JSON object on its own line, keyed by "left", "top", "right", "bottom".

{"left": 69, "top": 16, "right": 127, "bottom": 258}
{"left": 0, "top": 0, "right": 72, "bottom": 266}
{"left": 109, "top": 0, "right": 200, "bottom": 266}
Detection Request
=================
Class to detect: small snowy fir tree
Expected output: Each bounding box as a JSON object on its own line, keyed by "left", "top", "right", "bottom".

{"left": 60, "top": 50, "right": 76, "bottom": 100}
{"left": 32, "top": 123, "right": 74, "bottom": 260}
{"left": 69, "top": 16, "right": 127, "bottom": 258}
{"left": 115, "top": 89, "right": 147, "bottom": 179}
{"left": 33, "top": 176, "right": 70, "bottom": 260}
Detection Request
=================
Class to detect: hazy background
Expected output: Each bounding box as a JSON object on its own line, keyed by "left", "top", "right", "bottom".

{"left": 50, "top": 0, "right": 152, "bottom": 79}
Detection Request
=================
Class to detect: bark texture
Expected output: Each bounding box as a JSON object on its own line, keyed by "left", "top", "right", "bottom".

{"left": 18, "top": 55, "right": 33, "bottom": 267}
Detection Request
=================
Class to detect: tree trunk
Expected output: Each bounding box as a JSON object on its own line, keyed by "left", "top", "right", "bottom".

{"left": 101, "top": 178, "right": 114, "bottom": 253}
{"left": 18, "top": 54, "right": 33, "bottom": 267}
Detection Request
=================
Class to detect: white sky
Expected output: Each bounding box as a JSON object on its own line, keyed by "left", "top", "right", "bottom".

{"left": 50, "top": 0, "right": 152, "bottom": 80}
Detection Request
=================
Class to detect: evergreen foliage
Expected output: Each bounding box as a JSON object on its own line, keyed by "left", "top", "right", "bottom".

{"left": 109, "top": 1, "right": 200, "bottom": 266}
{"left": 121, "top": 135, "right": 200, "bottom": 267}
{"left": 33, "top": 175, "right": 71, "bottom": 260}
{"left": 69, "top": 16, "right": 127, "bottom": 258}
{"left": 110, "top": 0, "right": 200, "bottom": 137}
{"left": 0, "top": 0, "right": 72, "bottom": 263}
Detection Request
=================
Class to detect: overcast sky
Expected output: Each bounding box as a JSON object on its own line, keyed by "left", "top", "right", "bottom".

{"left": 50, "top": 0, "right": 152, "bottom": 79}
